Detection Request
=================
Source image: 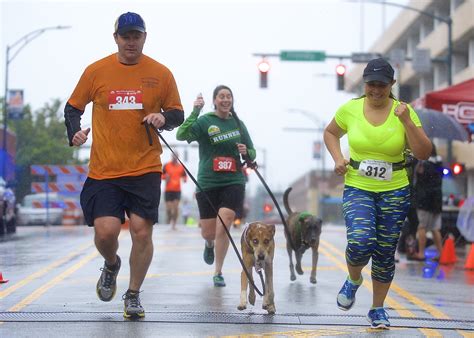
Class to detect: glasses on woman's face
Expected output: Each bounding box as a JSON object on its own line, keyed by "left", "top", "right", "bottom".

{"left": 366, "top": 81, "right": 390, "bottom": 89}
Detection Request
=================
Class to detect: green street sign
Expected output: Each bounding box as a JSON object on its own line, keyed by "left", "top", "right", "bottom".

{"left": 280, "top": 50, "right": 326, "bottom": 62}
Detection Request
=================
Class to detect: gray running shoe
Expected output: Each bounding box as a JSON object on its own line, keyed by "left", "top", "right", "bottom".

{"left": 123, "top": 290, "right": 145, "bottom": 319}
{"left": 96, "top": 255, "right": 121, "bottom": 302}
{"left": 203, "top": 243, "right": 215, "bottom": 265}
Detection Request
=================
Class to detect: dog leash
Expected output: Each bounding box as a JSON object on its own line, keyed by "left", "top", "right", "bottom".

{"left": 144, "top": 123, "right": 266, "bottom": 297}
{"left": 229, "top": 111, "right": 298, "bottom": 253}
{"left": 242, "top": 156, "right": 297, "bottom": 253}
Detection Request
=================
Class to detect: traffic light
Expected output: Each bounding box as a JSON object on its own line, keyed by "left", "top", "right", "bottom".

{"left": 451, "top": 162, "right": 465, "bottom": 175}
{"left": 336, "top": 64, "right": 346, "bottom": 91}
{"left": 263, "top": 203, "right": 273, "bottom": 213}
{"left": 257, "top": 59, "right": 270, "bottom": 88}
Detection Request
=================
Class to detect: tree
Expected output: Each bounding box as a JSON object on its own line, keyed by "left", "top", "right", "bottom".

{"left": 11, "top": 99, "right": 83, "bottom": 201}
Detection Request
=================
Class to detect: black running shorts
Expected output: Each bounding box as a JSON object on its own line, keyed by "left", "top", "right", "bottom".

{"left": 195, "top": 184, "right": 245, "bottom": 219}
{"left": 80, "top": 173, "right": 161, "bottom": 227}
{"left": 165, "top": 191, "right": 181, "bottom": 202}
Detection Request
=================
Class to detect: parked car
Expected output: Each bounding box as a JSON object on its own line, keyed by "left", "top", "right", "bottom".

{"left": 17, "top": 193, "right": 64, "bottom": 226}
{"left": 0, "top": 178, "right": 17, "bottom": 235}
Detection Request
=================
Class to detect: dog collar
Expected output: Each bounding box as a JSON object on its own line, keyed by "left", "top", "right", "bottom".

{"left": 242, "top": 223, "right": 252, "bottom": 248}
{"left": 298, "top": 212, "right": 312, "bottom": 223}
{"left": 296, "top": 212, "right": 312, "bottom": 248}
{"left": 297, "top": 212, "right": 312, "bottom": 233}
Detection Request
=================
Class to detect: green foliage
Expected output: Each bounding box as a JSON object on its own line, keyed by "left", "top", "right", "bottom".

{"left": 11, "top": 99, "right": 84, "bottom": 201}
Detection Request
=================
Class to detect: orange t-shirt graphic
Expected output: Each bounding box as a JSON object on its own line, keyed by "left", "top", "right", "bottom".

{"left": 163, "top": 162, "right": 187, "bottom": 192}
{"left": 68, "top": 53, "right": 183, "bottom": 179}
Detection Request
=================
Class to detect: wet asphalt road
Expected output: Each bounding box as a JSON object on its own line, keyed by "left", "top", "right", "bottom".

{"left": 0, "top": 223, "right": 473, "bottom": 337}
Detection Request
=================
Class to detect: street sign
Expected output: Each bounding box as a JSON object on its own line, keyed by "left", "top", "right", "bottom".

{"left": 412, "top": 48, "right": 431, "bottom": 73}
{"left": 280, "top": 50, "right": 326, "bottom": 62}
{"left": 389, "top": 48, "right": 406, "bottom": 68}
{"left": 7, "top": 89, "right": 24, "bottom": 120}
{"left": 351, "top": 52, "right": 382, "bottom": 63}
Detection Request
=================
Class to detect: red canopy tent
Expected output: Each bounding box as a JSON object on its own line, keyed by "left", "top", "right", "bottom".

{"left": 423, "top": 78, "right": 474, "bottom": 126}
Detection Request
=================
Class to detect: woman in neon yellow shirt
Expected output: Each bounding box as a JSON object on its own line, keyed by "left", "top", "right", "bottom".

{"left": 324, "top": 58, "right": 431, "bottom": 329}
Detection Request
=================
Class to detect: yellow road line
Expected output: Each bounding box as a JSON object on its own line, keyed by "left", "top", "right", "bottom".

{"left": 5, "top": 232, "right": 129, "bottom": 311}
{"left": 0, "top": 242, "right": 93, "bottom": 299}
{"left": 222, "top": 327, "right": 409, "bottom": 337}
{"left": 318, "top": 246, "right": 413, "bottom": 316}
{"left": 320, "top": 239, "right": 446, "bottom": 336}
{"left": 8, "top": 250, "right": 99, "bottom": 312}
{"left": 146, "top": 266, "right": 337, "bottom": 279}
{"left": 1, "top": 229, "right": 466, "bottom": 335}
{"left": 321, "top": 239, "right": 451, "bottom": 319}
{"left": 390, "top": 284, "right": 449, "bottom": 319}
{"left": 147, "top": 269, "right": 241, "bottom": 278}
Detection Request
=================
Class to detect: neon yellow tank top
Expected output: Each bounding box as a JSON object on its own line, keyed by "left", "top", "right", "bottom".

{"left": 335, "top": 97, "right": 421, "bottom": 192}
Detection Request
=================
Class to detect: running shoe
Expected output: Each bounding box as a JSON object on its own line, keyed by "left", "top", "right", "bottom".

{"left": 213, "top": 273, "right": 226, "bottom": 287}
{"left": 96, "top": 255, "right": 121, "bottom": 302}
{"left": 336, "top": 276, "right": 362, "bottom": 311}
{"left": 367, "top": 307, "right": 390, "bottom": 329}
{"left": 203, "top": 243, "right": 215, "bottom": 265}
{"left": 123, "top": 290, "right": 145, "bottom": 319}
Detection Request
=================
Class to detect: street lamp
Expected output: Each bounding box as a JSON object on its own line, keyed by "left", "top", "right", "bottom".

{"left": 355, "top": 0, "right": 452, "bottom": 85}
{"left": 2, "top": 25, "right": 71, "bottom": 179}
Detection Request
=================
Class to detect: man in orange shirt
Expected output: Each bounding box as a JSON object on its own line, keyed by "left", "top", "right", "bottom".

{"left": 64, "top": 12, "right": 183, "bottom": 319}
{"left": 162, "top": 153, "right": 187, "bottom": 230}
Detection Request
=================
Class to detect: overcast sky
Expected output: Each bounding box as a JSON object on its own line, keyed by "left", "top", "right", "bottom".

{"left": 0, "top": 0, "right": 406, "bottom": 197}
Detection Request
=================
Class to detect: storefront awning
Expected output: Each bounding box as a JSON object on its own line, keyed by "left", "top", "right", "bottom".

{"left": 414, "top": 79, "right": 474, "bottom": 127}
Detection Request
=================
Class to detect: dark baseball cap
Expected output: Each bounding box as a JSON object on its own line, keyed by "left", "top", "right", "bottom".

{"left": 114, "top": 12, "right": 146, "bottom": 35}
{"left": 363, "top": 58, "right": 394, "bottom": 84}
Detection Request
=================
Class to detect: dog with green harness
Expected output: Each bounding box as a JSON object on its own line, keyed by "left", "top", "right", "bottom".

{"left": 283, "top": 187, "right": 323, "bottom": 284}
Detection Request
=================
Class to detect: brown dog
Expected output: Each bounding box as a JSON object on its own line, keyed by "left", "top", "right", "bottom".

{"left": 283, "top": 187, "right": 322, "bottom": 284}
{"left": 237, "top": 221, "right": 276, "bottom": 314}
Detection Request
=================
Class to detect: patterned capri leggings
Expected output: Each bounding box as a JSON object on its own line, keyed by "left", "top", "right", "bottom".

{"left": 342, "top": 185, "right": 411, "bottom": 283}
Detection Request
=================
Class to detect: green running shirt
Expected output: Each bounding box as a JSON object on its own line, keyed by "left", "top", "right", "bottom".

{"left": 176, "top": 111, "right": 256, "bottom": 191}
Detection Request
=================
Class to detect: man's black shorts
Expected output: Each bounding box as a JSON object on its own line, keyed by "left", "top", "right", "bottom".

{"left": 195, "top": 184, "right": 245, "bottom": 219}
{"left": 165, "top": 191, "right": 181, "bottom": 202}
{"left": 80, "top": 172, "right": 161, "bottom": 227}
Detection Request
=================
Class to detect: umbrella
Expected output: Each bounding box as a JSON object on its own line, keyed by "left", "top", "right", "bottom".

{"left": 415, "top": 108, "right": 469, "bottom": 142}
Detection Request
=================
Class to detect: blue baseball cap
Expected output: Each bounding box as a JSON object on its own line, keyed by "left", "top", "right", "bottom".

{"left": 114, "top": 12, "right": 146, "bottom": 35}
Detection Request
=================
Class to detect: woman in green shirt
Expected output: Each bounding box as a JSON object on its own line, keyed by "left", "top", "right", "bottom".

{"left": 176, "top": 85, "right": 256, "bottom": 287}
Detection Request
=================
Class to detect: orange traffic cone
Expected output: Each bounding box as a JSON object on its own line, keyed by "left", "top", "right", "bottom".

{"left": 0, "top": 272, "right": 9, "bottom": 284}
{"left": 439, "top": 236, "right": 457, "bottom": 265}
{"left": 464, "top": 244, "right": 474, "bottom": 270}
